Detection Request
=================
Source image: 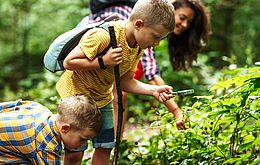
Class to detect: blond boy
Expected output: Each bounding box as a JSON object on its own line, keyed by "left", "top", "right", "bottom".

{"left": 0, "top": 95, "right": 101, "bottom": 164}
{"left": 56, "top": 0, "right": 176, "bottom": 164}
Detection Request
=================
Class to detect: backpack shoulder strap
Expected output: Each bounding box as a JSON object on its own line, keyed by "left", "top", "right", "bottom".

{"left": 57, "top": 16, "right": 118, "bottom": 69}
{"left": 43, "top": 15, "right": 119, "bottom": 73}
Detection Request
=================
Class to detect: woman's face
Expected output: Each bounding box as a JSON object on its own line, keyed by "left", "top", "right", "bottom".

{"left": 174, "top": 7, "right": 195, "bottom": 35}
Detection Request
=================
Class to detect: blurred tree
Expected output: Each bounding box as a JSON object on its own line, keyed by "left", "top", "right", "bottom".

{"left": 0, "top": 0, "right": 88, "bottom": 95}
{"left": 205, "top": 0, "right": 260, "bottom": 68}
{"left": 0, "top": 0, "right": 260, "bottom": 99}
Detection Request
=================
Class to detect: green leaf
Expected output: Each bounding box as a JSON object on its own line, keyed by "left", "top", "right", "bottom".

{"left": 252, "top": 77, "right": 260, "bottom": 88}
{"left": 150, "top": 121, "right": 161, "bottom": 128}
{"left": 250, "top": 157, "right": 260, "bottom": 165}
{"left": 239, "top": 141, "right": 254, "bottom": 151}
{"left": 208, "top": 109, "right": 230, "bottom": 117}
{"left": 252, "top": 137, "right": 260, "bottom": 146}
{"left": 193, "top": 95, "right": 214, "bottom": 100}
{"left": 223, "top": 157, "right": 239, "bottom": 164}
{"left": 244, "top": 134, "right": 255, "bottom": 143}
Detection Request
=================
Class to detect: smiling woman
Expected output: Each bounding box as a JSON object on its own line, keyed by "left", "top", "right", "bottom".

{"left": 173, "top": 7, "right": 195, "bottom": 35}
{"left": 168, "top": 0, "right": 211, "bottom": 71}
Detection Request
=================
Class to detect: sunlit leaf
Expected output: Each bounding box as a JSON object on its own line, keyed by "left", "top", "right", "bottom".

{"left": 208, "top": 109, "right": 230, "bottom": 117}
{"left": 252, "top": 137, "right": 260, "bottom": 146}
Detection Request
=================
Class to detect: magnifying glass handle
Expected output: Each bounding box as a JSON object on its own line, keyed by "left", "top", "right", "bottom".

{"left": 171, "top": 89, "right": 194, "bottom": 96}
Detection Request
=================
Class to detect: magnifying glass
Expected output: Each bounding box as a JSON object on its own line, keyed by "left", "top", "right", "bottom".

{"left": 171, "top": 89, "right": 194, "bottom": 96}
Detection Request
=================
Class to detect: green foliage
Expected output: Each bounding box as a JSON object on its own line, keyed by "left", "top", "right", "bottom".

{"left": 2, "top": 70, "right": 60, "bottom": 113}
{"left": 0, "top": 0, "right": 89, "bottom": 96}
{"left": 115, "top": 66, "right": 260, "bottom": 164}
{"left": 0, "top": 0, "right": 260, "bottom": 164}
{"left": 204, "top": 0, "right": 260, "bottom": 68}
{"left": 1, "top": 0, "right": 260, "bottom": 94}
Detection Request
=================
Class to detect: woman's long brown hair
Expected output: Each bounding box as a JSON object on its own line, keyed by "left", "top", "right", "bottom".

{"left": 168, "top": 0, "right": 211, "bottom": 71}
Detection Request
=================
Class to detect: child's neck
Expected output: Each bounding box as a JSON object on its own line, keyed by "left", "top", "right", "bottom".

{"left": 125, "top": 22, "right": 137, "bottom": 48}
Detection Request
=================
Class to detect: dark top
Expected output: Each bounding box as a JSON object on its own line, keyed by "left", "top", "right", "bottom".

{"left": 89, "top": 0, "right": 137, "bottom": 14}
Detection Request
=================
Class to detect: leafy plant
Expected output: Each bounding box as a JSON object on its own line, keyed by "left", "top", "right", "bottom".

{"left": 115, "top": 66, "right": 260, "bottom": 165}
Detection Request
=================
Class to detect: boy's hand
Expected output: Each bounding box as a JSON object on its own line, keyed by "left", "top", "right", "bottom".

{"left": 152, "top": 85, "right": 173, "bottom": 103}
{"left": 103, "top": 44, "right": 123, "bottom": 66}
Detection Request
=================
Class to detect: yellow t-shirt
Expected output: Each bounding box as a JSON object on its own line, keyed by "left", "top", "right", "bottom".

{"left": 56, "top": 21, "right": 144, "bottom": 108}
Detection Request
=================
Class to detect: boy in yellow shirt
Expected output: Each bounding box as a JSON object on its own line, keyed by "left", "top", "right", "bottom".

{"left": 56, "top": 0, "right": 176, "bottom": 164}
{"left": 0, "top": 95, "right": 102, "bottom": 164}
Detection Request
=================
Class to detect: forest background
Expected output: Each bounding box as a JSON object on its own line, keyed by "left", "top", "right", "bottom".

{"left": 0, "top": 0, "right": 259, "bottom": 164}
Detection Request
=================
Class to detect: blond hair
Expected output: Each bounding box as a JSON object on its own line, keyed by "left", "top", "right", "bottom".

{"left": 57, "top": 95, "right": 102, "bottom": 134}
{"left": 129, "top": 0, "right": 175, "bottom": 31}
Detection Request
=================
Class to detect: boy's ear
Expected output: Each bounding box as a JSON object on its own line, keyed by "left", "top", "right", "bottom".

{"left": 134, "top": 19, "right": 144, "bottom": 29}
{"left": 60, "top": 123, "right": 71, "bottom": 133}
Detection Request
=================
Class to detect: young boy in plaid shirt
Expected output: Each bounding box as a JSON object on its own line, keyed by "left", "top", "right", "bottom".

{"left": 0, "top": 95, "right": 102, "bottom": 164}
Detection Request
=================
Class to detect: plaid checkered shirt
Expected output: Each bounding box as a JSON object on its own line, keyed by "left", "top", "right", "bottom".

{"left": 0, "top": 100, "right": 62, "bottom": 164}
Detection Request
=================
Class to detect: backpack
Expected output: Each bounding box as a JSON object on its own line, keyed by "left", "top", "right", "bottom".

{"left": 89, "top": 0, "right": 137, "bottom": 14}
{"left": 43, "top": 14, "right": 118, "bottom": 73}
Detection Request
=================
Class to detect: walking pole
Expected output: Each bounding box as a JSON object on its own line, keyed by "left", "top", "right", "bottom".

{"left": 108, "top": 26, "right": 123, "bottom": 165}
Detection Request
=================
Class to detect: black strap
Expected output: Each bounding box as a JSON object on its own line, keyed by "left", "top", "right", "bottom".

{"left": 108, "top": 26, "right": 123, "bottom": 165}
{"left": 90, "top": 0, "right": 137, "bottom": 14}
{"left": 57, "top": 15, "right": 118, "bottom": 70}
{"left": 98, "top": 55, "right": 107, "bottom": 69}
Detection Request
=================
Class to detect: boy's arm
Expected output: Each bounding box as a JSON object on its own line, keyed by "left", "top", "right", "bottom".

{"left": 63, "top": 45, "right": 123, "bottom": 71}
{"left": 120, "top": 71, "right": 173, "bottom": 103}
{"left": 63, "top": 46, "right": 100, "bottom": 70}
